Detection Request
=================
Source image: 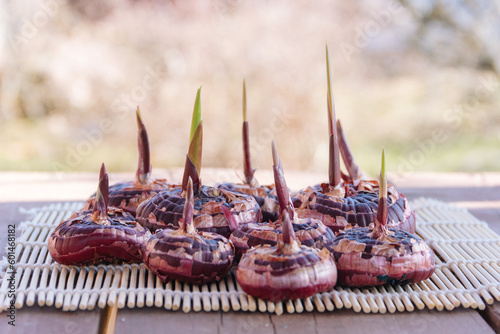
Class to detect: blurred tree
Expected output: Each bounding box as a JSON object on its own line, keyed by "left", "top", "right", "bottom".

{"left": 399, "top": 0, "right": 500, "bottom": 73}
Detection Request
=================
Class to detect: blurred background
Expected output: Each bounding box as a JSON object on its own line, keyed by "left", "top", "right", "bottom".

{"left": 1, "top": 0, "right": 500, "bottom": 179}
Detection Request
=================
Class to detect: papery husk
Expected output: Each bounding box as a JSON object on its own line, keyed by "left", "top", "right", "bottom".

{"left": 136, "top": 184, "right": 260, "bottom": 237}
{"left": 237, "top": 246, "right": 337, "bottom": 301}
{"left": 236, "top": 211, "right": 337, "bottom": 301}
{"left": 218, "top": 182, "right": 280, "bottom": 222}
{"left": 293, "top": 180, "right": 416, "bottom": 234}
{"left": 325, "top": 150, "right": 434, "bottom": 287}
{"left": 229, "top": 221, "right": 279, "bottom": 260}
{"left": 290, "top": 217, "right": 335, "bottom": 248}
{"left": 142, "top": 230, "right": 235, "bottom": 284}
{"left": 85, "top": 179, "right": 170, "bottom": 217}
{"left": 49, "top": 163, "right": 151, "bottom": 265}
{"left": 141, "top": 177, "right": 235, "bottom": 284}
{"left": 327, "top": 227, "right": 435, "bottom": 287}
{"left": 48, "top": 207, "right": 150, "bottom": 265}
{"left": 229, "top": 219, "right": 335, "bottom": 259}
{"left": 227, "top": 213, "right": 334, "bottom": 261}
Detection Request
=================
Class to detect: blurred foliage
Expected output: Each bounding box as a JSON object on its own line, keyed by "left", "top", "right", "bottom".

{"left": 0, "top": 0, "right": 499, "bottom": 177}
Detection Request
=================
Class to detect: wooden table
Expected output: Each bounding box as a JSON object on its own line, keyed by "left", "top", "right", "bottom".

{"left": 1, "top": 171, "right": 499, "bottom": 334}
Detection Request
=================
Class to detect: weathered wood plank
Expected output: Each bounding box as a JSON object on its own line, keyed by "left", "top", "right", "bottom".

{"left": 221, "top": 312, "right": 274, "bottom": 334}
{"left": 113, "top": 309, "right": 222, "bottom": 333}
{"left": 481, "top": 303, "right": 500, "bottom": 333}
{"left": 0, "top": 306, "right": 100, "bottom": 334}
{"left": 314, "top": 309, "right": 495, "bottom": 334}
{"left": 270, "top": 313, "right": 317, "bottom": 334}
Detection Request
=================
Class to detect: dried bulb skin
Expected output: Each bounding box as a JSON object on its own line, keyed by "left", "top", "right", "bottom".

{"left": 268, "top": 142, "right": 334, "bottom": 246}
{"left": 230, "top": 220, "right": 280, "bottom": 260}
{"left": 218, "top": 183, "right": 280, "bottom": 222}
{"left": 236, "top": 209, "right": 337, "bottom": 302}
{"left": 223, "top": 189, "right": 333, "bottom": 259}
{"left": 229, "top": 217, "right": 333, "bottom": 261}
{"left": 48, "top": 208, "right": 151, "bottom": 265}
{"left": 142, "top": 229, "right": 235, "bottom": 284}
{"left": 143, "top": 177, "right": 234, "bottom": 284}
{"left": 136, "top": 185, "right": 260, "bottom": 237}
{"left": 293, "top": 180, "right": 415, "bottom": 234}
{"left": 327, "top": 227, "right": 435, "bottom": 287}
{"left": 85, "top": 179, "right": 170, "bottom": 217}
{"left": 236, "top": 246, "right": 337, "bottom": 301}
{"left": 291, "top": 217, "right": 335, "bottom": 249}
{"left": 142, "top": 177, "right": 235, "bottom": 284}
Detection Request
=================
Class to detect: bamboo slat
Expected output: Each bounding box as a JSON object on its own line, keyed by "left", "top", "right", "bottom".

{"left": 1, "top": 198, "right": 499, "bottom": 314}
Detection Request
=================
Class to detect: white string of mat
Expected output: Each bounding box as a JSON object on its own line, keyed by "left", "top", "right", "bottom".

{"left": 0, "top": 198, "right": 499, "bottom": 314}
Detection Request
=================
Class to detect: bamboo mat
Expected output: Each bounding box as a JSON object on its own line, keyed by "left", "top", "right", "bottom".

{"left": 1, "top": 198, "right": 499, "bottom": 315}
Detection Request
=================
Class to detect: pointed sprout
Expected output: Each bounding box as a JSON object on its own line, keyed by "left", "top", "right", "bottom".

{"left": 279, "top": 210, "right": 300, "bottom": 254}
{"left": 181, "top": 177, "right": 196, "bottom": 233}
{"left": 136, "top": 107, "right": 152, "bottom": 185}
{"left": 187, "top": 121, "right": 203, "bottom": 176}
{"left": 375, "top": 149, "right": 389, "bottom": 235}
{"left": 190, "top": 87, "right": 202, "bottom": 141}
{"left": 328, "top": 132, "right": 341, "bottom": 187}
{"left": 379, "top": 149, "right": 387, "bottom": 200}
{"left": 220, "top": 205, "right": 239, "bottom": 232}
{"left": 271, "top": 140, "right": 281, "bottom": 171}
{"left": 271, "top": 141, "right": 293, "bottom": 219}
{"left": 281, "top": 210, "right": 296, "bottom": 245}
{"left": 326, "top": 45, "right": 341, "bottom": 187}
{"left": 93, "top": 163, "right": 109, "bottom": 219}
{"left": 98, "top": 161, "right": 107, "bottom": 182}
{"left": 182, "top": 88, "right": 203, "bottom": 193}
{"left": 326, "top": 44, "right": 336, "bottom": 138}
{"left": 242, "top": 80, "right": 255, "bottom": 185}
{"left": 189, "top": 86, "right": 203, "bottom": 173}
{"left": 242, "top": 79, "right": 247, "bottom": 122}
{"left": 337, "top": 119, "right": 362, "bottom": 182}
